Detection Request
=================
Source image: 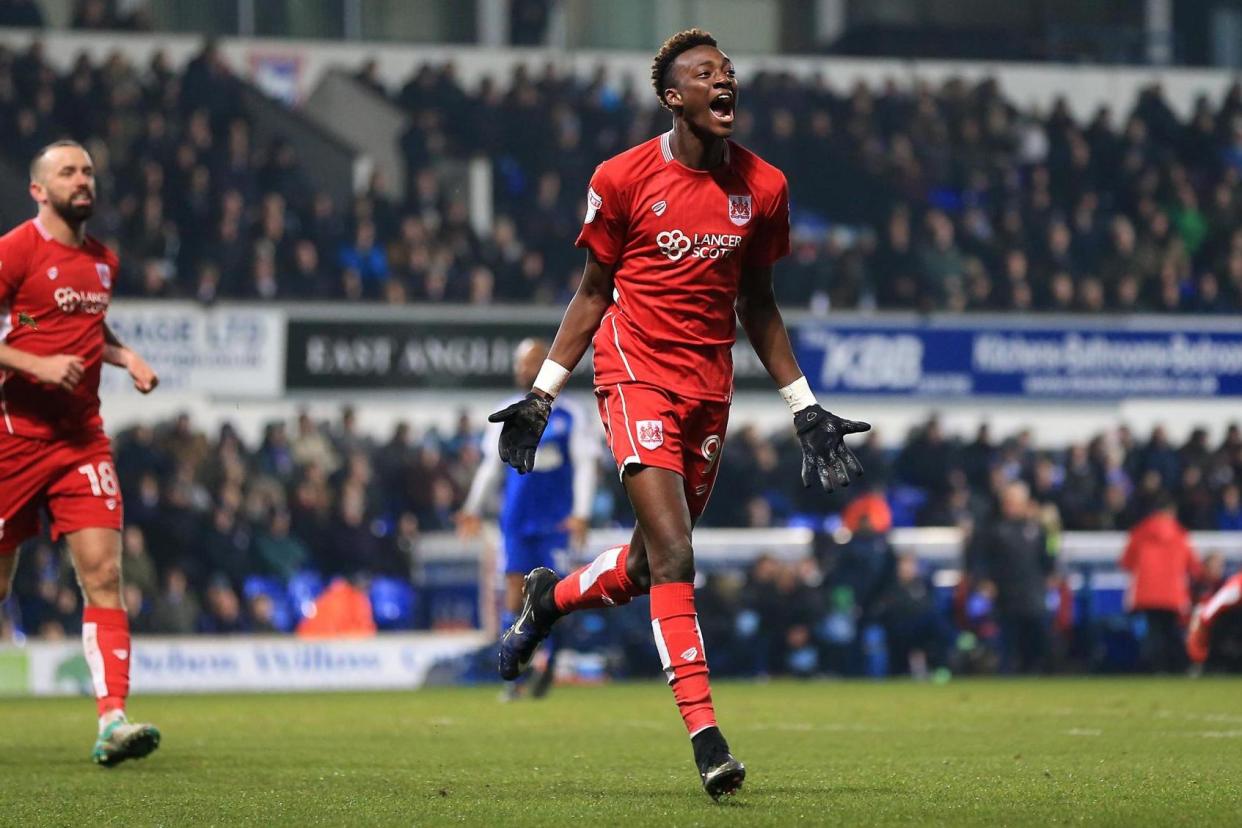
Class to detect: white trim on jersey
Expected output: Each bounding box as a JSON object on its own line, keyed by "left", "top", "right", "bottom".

{"left": 615, "top": 383, "right": 641, "bottom": 472}
{"left": 32, "top": 217, "right": 52, "bottom": 241}
{"left": 609, "top": 313, "right": 637, "bottom": 382}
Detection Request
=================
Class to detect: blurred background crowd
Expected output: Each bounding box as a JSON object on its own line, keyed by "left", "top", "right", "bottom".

{"left": 4, "top": 35, "right": 1242, "bottom": 312}
{"left": 5, "top": 408, "right": 1237, "bottom": 675}
{"left": 2, "top": 6, "right": 1240, "bottom": 676}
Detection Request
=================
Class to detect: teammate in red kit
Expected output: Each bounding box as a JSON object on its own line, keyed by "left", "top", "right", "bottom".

{"left": 0, "top": 140, "right": 162, "bottom": 765}
{"left": 1187, "top": 572, "right": 1242, "bottom": 671}
{"left": 492, "top": 30, "right": 869, "bottom": 799}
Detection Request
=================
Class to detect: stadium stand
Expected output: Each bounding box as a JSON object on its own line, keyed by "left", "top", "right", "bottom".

{"left": 5, "top": 407, "right": 1238, "bottom": 676}
{"left": 3, "top": 39, "right": 1242, "bottom": 311}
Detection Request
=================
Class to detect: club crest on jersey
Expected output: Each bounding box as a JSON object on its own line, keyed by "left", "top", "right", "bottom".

{"left": 46, "top": 266, "right": 58, "bottom": 280}
{"left": 636, "top": 419, "right": 664, "bottom": 450}
{"left": 584, "top": 186, "right": 603, "bottom": 224}
{"left": 728, "top": 194, "right": 752, "bottom": 226}
{"left": 652, "top": 200, "right": 667, "bottom": 216}
{"left": 96, "top": 263, "right": 112, "bottom": 289}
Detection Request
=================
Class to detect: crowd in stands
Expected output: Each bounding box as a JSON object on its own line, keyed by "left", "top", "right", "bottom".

{"left": 5, "top": 36, "right": 1242, "bottom": 312}
{"left": 5, "top": 408, "right": 1239, "bottom": 673}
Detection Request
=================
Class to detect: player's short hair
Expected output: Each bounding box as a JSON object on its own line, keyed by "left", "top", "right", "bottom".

{"left": 651, "top": 28, "right": 718, "bottom": 111}
{"left": 30, "top": 139, "right": 88, "bottom": 182}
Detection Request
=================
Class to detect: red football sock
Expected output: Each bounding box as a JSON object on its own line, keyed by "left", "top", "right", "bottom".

{"left": 553, "top": 544, "right": 645, "bottom": 613}
{"left": 82, "top": 606, "right": 130, "bottom": 717}
{"left": 650, "top": 582, "right": 717, "bottom": 736}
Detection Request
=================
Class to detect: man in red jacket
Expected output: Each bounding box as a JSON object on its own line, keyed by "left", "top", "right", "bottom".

{"left": 1119, "top": 497, "right": 1202, "bottom": 672}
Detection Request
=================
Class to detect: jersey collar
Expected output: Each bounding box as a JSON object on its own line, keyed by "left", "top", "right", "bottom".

{"left": 660, "top": 130, "right": 731, "bottom": 169}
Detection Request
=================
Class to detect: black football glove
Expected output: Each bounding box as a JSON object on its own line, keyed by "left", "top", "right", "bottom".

{"left": 488, "top": 392, "right": 553, "bottom": 474}
{"left": 794, "top": 404, "right": 871, "bottom": 492}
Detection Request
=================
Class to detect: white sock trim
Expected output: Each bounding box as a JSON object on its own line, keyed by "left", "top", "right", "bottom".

{"left": 779, "top": 375, "right": 817, "bottom": 414}
{"left": 533, "top": 359, "right": 571, "bottom": 399}
{"left": 99, "top": 708, "right": 126, "bottom": 731}
{"left": 81, "top": 622, "right": 109, "bottom": 699}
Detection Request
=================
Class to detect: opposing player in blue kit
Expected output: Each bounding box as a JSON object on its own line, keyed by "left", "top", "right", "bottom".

{"left": 458, "top": 338, "right": 599, "bottom": 698}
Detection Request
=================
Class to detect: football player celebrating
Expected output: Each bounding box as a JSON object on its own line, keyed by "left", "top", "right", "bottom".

{"left": 491, "top": 30, "right": 869, "bottom": 799}
{"left": 0, "top": 140, "right": 161, "bottom": 765}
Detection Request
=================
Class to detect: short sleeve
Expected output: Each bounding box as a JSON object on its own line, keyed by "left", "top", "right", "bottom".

{"left": 0, "top": 228, "right": 30, "bottom": 305}
{"left": 744, "top": 178, "right": 791, "bottom": 268}
{"left": 574, "top": 166, "right": 627, "bottom": 265}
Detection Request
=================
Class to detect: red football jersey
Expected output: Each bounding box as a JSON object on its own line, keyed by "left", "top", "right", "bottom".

{"left": 0, "top": 218, "right": 117, "bottom": 439}
{"left": 575, "top": 131, "right": 790, "bottom": 401}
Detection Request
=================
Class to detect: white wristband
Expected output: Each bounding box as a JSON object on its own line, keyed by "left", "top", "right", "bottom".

{"left": 779, "top": 376, "right": 817, "bottom": 414}
{"left": 533, "top": 359, "right": 572, "bottom": 399}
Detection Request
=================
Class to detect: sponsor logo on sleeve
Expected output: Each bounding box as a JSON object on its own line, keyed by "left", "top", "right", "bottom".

{"left": 96, "top": 263, "right": 112, "bottom": 289}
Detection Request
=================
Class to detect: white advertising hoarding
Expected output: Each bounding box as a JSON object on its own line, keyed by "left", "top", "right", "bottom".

{"left": 5, "top": 632, "right": 486, "bottom": 696}
{"left": 100, "top": 302, "right": 285, "bottom": 398}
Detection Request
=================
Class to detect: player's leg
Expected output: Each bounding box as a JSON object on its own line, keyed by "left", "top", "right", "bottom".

{"left": 529, "top": 532, "right": 571, "bottom": 699}
{"left": 0, "top": 433, "right": 47, "bottom": 606}
{"left": 549, "top": 526, "right": 648, "bottom": 612}
{"left": 499, "top": 532, "right": 556, "bottom": 699}
{"left": 49, "top": 444, "right": 159, "bottom": 765}
{"left": 499, "top": 530, "right": 651, "bottom": 679}
{"left": 624, "top": 465, "right": 744, "bottom": 800}
{"left": 497, "top": 386, "right": 660, "bottom": 680}
{"left": 63, "top": 526, "right": 159, "bottom": 765}
{"left": 538, "top": 383, "right": 667, "bottom": 613}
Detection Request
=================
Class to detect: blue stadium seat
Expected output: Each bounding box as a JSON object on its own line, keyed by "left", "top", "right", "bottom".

{"left": 287, "top": 570, "right": 325, "bottom": 621}
{"left": 887, "top": 486, "right": 928, "bottom": 528}
{"left": 370, "top": 577, "right": 418, "bottom": 630}
{"left": 1091, "top": 587, "right": 1127, "bottom": 619}
{"left": 242, "top": 576, "right": 295, "bottom": 632}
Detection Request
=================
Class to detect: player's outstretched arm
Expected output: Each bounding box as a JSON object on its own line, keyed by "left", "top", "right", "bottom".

{"left": 103, "top": 322, "right": 159, "bottom": 393}
{"left": 490, "top": 252, "right": 616, "bottom": 474}
{"left": 736, "top": 263, "right": 869, "bottom": 492}
{"left": 545, "top": 251, "right": 617, "bottom": 382}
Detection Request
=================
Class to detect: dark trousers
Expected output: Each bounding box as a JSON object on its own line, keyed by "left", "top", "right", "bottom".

{"left": 999, "top": 613, "right": 1048, "bottom": 674}
{"left": 1139, "top": 609, "right": 1187, "bottom": 674}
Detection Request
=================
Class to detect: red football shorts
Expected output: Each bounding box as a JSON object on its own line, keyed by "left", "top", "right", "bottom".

{"left": 0, "top": 430, "right": 123, "bottom": 555}
{"left": 595, "top": 382, "right": 730, "bottom": 520}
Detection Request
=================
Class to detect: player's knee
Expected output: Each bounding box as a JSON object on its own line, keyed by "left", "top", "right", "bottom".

{"left": 80, "top": 557, "right": 122, "bottom": 599}
{"left": 648, "top": 536, "right": 695, "bottom": 584}
{"left": 626, "top": 555, "right": 652, "bottom": 592}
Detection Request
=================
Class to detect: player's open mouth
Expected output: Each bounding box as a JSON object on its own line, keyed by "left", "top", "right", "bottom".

{"left": 709, "top": 92, "right": 735, "bottom": 123}
{"left": 72, "top": 192, "right": 93, "bottom": 205}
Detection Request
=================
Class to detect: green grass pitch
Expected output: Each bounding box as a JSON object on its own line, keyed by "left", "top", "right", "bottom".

{"left": 2, "top": 678, "right": 1240, "bottom": 825}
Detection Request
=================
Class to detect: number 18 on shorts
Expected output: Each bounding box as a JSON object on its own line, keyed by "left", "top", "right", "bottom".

{"left": 0, "top": 432, "right": 123, "bottom": 553}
